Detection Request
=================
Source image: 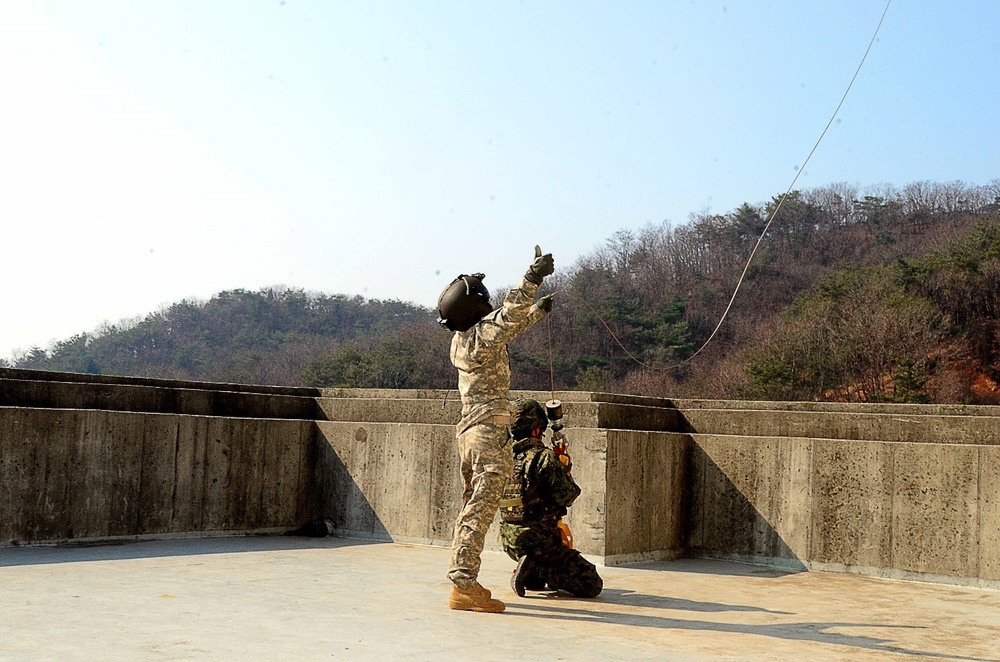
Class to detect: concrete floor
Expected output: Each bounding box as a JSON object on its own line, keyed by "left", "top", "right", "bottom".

{"left": 1, "top": 536, "right": 998, "bottom": 661}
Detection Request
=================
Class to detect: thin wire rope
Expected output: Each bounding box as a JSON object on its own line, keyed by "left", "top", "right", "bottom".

{"left": 547, "top": 314, "right": 556, "bottom": 401}
{"left": 566, "top": 0, "right": 892, "bottom": 374}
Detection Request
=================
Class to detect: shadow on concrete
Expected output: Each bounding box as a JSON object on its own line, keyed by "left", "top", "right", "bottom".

{"left": 0, "top": 535, "right": 378, "bottom": 567}
{"left": 624, "top": 557, "right": 804, "bottom": 579}
{"left": 314, "top": 431, "right": 392, "bottom": 542}
{"left": 599, "top": 587, "right": 792, "bottom": 614}
{"left": 511, "top": 601, "right": 996, "bottom": 662}
{"left": 688, "top": 446, "right": 809, "bottom": 573}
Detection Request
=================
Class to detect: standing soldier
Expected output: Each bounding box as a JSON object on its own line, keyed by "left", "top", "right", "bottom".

{"left": 500, "top": 398, "right": 603, "bottom": 598}
{"left": 438, "top": 247, "right": 555, "bottom": 613}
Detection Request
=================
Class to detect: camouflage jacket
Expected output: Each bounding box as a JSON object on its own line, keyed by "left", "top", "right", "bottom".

{"left": 451, "top": 274, "right": 548, "bottom": 434}
{"left": 500, "top": 436, "right": 581, "bottom": 548}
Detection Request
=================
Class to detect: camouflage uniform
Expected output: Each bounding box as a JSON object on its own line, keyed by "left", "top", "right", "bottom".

{"left": 447, "top": 274, "right": 549, "bottom": 589}
{"left": 499, "top": 436, "right": 603, "bottom": 598}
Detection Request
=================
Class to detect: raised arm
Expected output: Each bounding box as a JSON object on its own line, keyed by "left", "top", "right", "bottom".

{"left": 481, "top": 246, "right": 555, "bottom": 344}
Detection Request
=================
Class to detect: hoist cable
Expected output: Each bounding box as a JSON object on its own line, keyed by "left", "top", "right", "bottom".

{"left": 566, "top": 0, "right": 893, "bottom": 374}
{"left": 546, "top": 315, "right": 557, "bottom": 401}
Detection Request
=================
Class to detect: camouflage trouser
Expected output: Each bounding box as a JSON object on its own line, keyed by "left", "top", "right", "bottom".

{"left": 447, "top": 422, "right": 513, "bottom": 589}
{"left": 504, "top": 525, "right": 603, "bottom": 598}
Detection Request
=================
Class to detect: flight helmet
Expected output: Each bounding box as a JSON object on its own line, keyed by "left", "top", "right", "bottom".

{"left": 437, "top": 273, "right": 493, "bottom": 332}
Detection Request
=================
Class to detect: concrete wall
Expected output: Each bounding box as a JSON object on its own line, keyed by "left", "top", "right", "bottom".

{"left": 319, "top": 393, "right": 687, "bottom": 566}
{"left": 3, "top": 368, "right": 999, "bottom": 589}
{"left": 681, "top": 401, "right": 1000, "bottom": 588}
{"left": 0, "top": 405, "right": 316, "bottom": 545}
{"left": 0, "top": 369, "right": 320, "bottom": 420}
{"left": 604, "top": 430, "right": 689, "bottom": 564}
{"left": 687, "top": 435, "right": 999, "bottom": 586}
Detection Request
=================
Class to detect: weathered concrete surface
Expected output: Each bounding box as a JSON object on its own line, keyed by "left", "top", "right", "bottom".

{"left": 690, "top": 433, "right": 1000, "bottom": 587}
{"left": 314, "top": 421, "right": 444, "bottom": 545}
{"left": 313, "top": 421, "right": 616, "bottom": 559}
{"left": 319, "top": 387, "right": 676, "bottom": 409}
{"left": 982, "top": 446, "right": 1000, "bottom": 581}
{"left": 0, "top": 408, "right": 315, "bottom": 545}
{"left": 316, "top": 391, "right": 682, "bottom": 431}
{"left": 689, "top": 436, "right": 812, "bottom": 569}
{"left": 315, "top": 418, "right": 688, "bottom": 565}
{"left": 678, "top": 407, "right": 1000, "bottom": 444}
{"left": 1, "top": 537, "right": 998, "bottom": 662}
{"left": 1, "top": 367, "right": 317, "bottom": 396}
{"left": 5, "top": 369, "right": 1000, "bottom": 591}
{"left": 0, "top": 375, "right": 320, "bottom": 420}
{"left": 810, "top": 438, "right": 895, "bottom": 569}
{"left": 604, "top": 430, "right": 689, "bottom": 564}
{"left": 672, "top": 397, "right": 1000, "bottom": 417}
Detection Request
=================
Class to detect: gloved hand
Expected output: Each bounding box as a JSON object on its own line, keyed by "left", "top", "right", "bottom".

{"left": 555, "top": 451, "right": 572, "bottom": 473}
{"left": 536, "top": 293, "right": 555, "bottom": 313}
{"left": 525, "top": 245, "right": 554, "bottom": 284}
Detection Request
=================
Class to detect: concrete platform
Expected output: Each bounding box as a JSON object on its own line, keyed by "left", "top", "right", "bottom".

{"left": 1, "top": 537, "right": 997, "bottom": 661}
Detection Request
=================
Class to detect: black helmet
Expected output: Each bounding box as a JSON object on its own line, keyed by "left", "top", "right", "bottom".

{"left": 437, "top": 273, "right": 493, "bottom": 332}
{"left": 511, "top": 398, "right": 548, "bottom": 439}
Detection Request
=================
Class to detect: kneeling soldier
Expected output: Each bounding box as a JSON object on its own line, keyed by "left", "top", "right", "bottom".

{"left": 499, "top": 399, "right": 603, "bottom": 598}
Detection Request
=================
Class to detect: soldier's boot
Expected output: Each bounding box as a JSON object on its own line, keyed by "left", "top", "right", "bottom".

{"left": 511, "top": 555, "right": 537, "bottom": 597}
{"left": 523, "top": 575, "right": 547, "bottom": 591}
{"left": 448, "top": 582, "right": 506, "bottom": 613}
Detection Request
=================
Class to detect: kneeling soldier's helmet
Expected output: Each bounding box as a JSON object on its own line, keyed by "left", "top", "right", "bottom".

{"left": 511, "top": 399, "right": 548, "bottom": 439}
{"left": 437, "top": 273, "right": 493, "bottom": 332}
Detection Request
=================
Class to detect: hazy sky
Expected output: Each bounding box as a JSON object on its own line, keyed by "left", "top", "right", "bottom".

{"left": 2, "top": 1, "right": 997, "bottom": 361}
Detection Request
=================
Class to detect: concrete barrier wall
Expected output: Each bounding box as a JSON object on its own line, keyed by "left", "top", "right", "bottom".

{"left": 689, "top": 436, "right": 812, "bottom": 569}
{"left": 0, "top": 375, "right": 320, "bottom": 420}
{"left": 314, "top": 421, "right": 453, "bottom": 546}
{"left": 311, "top": 394, "right": 692, "bottom": 565}
{"left": 604, "top": 430, "right": 689, "bottom": 565}
{"left": 688, "top": 434, "right": 1000, "bottom": 587}
{"left": 0, "top": 407, "right": 316, "bottom": 545}
{"left": 313, "top": 421, "right": 614, "bottom": 560}
{"left": 679, "top": 408, "right": 1000, "bottom": 444}
{"left": 310, "top": 391, "right": 692, "bottom": 564}
{"left": 4, "top": 368, "right": 999, "bottom": 589}
{"left": 1, "top": 367, "right": 318, "bottom": 396}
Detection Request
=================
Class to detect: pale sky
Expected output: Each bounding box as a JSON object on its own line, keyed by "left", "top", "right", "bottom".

{"left": 1, "top": 1, "right": 997, "bottom": 361}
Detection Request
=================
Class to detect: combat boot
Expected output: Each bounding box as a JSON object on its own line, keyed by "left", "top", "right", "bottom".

{"left": 511, "top": 555, "right": 536, "bottom": 597}
{"left": 448, "top": 583, "right": 505, "bottom": 613}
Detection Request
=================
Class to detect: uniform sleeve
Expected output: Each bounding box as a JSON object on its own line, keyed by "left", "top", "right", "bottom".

{"left": 535, "top": 449, "right": 581, "bottom": 508}
{"left": 475, "top": 274, "right": 549, "bottom": 347}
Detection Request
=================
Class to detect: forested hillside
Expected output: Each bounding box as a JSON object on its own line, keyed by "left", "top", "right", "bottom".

{"left": 7, "top": 291, "right": 446, "bottom": 388}
{"left": 10, "top": 179, "right": 1000, "bottom": 404}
